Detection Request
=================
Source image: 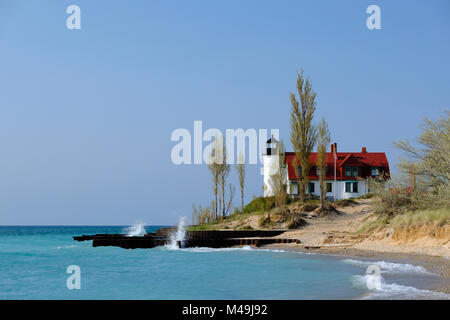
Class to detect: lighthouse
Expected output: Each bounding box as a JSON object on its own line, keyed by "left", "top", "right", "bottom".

{"left": 262, "top": 136, "right": 280, "bottom": 197}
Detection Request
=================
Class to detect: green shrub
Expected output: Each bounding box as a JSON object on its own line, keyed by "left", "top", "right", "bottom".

{"left": 243, "top": 196, "right": 275, "bottom": 214}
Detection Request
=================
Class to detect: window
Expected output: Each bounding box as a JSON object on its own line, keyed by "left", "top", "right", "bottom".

{"left": 316, "top": 166, "right": 325, "bottom": 176}
{"left": 308, "top": 182, "right": 315, "bottom": 193}
{"left": 345, "top": 167, "right": 351, "bottom": 176}
{"left": 371, "top": 167, "right": 380, "bottom": 176}
{"left": 345, "top": 182, "right": 358, "bottom": 193}
{"left": 290, "top": 182, "right": 299, "bottom": 195}
{"left": 326, "top": 183, "right": 332, "bottom": 193}
{"left": 345, "top": 166, "right": 359, "bottom": 177}
{"left": 296, "top": 166, "right": 302, "bottom": 177}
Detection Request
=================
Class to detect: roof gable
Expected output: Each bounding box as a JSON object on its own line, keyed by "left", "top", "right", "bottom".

{"left": 339, "top": 154, "right": 364, "bottom": 167}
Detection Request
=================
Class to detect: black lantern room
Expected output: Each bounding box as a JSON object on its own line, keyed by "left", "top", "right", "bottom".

{"left": 266, "top": 136, "right": 279, "bottom": 155}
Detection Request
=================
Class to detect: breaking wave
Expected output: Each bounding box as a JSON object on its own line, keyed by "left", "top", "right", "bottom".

{"left": 351, "top": 274, "right": 449, "bottom": 300}
{"left": 342, "top": 259, "right": 433, "bottom": 275}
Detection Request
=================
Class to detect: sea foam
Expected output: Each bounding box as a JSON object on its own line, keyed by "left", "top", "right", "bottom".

{"left": 351, "top": 274, "right": 450, "bottom": 300}
{"left": 123, "top": 221, "right": 146, "bottom": 237}
{"left": 167, "top": 216, "right": 187, "bottom": 250}
{"left": 342, "top": 259, "right": 432, "bottom": 275}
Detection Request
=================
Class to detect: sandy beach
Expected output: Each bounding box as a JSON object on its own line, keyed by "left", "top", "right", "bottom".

{"left": 225, "top": 199, "right": 450, "bottom": 295}
{"left": 273, "top": 199, "right": 449, "bottom": 257}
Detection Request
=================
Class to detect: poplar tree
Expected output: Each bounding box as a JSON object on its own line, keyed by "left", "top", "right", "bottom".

{"left": 317, "top": 118, "right": 331, "bottom": 209}
{"left": 207, "top": 135, "right": 221, "bottom": 220}
{"left": 290, "top": 70, "right": 317, "bottom": 202}
{"left": 217, "top": 136, "right": 231, "bottom": 218}
{"left": 235, "top": 152, "right": 246, "bottom": 213}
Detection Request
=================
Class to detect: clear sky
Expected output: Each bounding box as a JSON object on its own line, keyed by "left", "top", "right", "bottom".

{"left": 0, "top": 0, "right": 449, "bottom": 225}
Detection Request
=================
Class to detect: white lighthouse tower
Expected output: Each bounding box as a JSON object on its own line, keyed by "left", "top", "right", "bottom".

{"left": 263, "top": 136, "right": 280, "bottom": 197}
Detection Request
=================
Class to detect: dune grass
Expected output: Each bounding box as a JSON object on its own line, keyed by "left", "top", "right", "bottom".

{"left": 390, "top": 208, "right": 449, "bottom": 228}
{"left": 358, "top": 208, "right": 449, "bottom": 234}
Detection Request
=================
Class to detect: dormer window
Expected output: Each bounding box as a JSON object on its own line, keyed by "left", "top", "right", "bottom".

{"left": 316, "top": 166, "right": 326, "bottom": 176}
{"left": 371, "top": 167, "right": 380, "bottom": 176}
{"left": 345, "top": 166, "right": 359, "bottom": 177}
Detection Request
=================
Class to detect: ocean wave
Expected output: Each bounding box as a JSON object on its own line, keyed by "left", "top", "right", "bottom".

{"left": 176, "top": 246, "right": 255, "bottom": 252}
{"left": 56, "top": 245, "right": 79, "bottom": 249}
{"left": 342, "top": 259, "right": 433, "bottom": 275}
{"left": 351, "top": 274, "right": 450, "bottom": 300}
{"left": 163, "top": 245, "right": 290, "bottom": 253}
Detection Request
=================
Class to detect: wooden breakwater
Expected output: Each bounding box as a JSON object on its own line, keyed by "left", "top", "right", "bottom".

{"left": 73, "top": 229, "right": 299, "bottom": 249}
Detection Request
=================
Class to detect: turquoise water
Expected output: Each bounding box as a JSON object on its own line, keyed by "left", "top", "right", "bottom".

{"left": 0, "top": 226, "right": 447, "bottom": 300}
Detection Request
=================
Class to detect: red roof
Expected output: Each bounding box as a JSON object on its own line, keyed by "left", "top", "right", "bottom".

{"left": 285, "top": 151, "right": 390, "bottom": 180}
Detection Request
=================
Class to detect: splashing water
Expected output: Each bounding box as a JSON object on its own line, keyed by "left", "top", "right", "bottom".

{"left": 168, "top": 217, "right": 187, "bottom": 249}
{"left": 124, "top": 221, "right": 146, "bottom": 237}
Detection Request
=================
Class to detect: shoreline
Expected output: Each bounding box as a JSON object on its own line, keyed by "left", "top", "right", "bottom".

{"left": 259, "top": 243, "right": 450, "bottom": 295}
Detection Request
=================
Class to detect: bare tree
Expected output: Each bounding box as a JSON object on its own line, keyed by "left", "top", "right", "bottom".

{"left": 290, "top": 70, "right": 317, "bottom": 202}
{"left": 364, "top": 111, "right": 450, "bottom": 216}
{"left": 317, "top": 118, "right": 331, "bottom": 209}
{"left": 225, "top": 183, "right": 236, "bottom": 216}
{"left": 216, "top": 136, "right": 231, "bottom": 218}
{"left": 394, "top": 111, "right": 450, "bottom": 188}
{"left": 207, "top": 136, "right": 221, "bottom": 220}
{"left": 235, "top": 151, "right": 246, "bottom": 213}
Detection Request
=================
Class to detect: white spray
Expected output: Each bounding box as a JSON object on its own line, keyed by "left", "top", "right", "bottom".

{"left": 124, "top": 221, "right": 146, "bottom": 237}
{"left": 168, "top": 216, "right": 187, "bottom": 249}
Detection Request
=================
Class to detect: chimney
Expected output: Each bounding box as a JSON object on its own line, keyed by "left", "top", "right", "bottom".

{"left": 330, "top": 144, "right": 334, "bottom": 154}
{"left": 361, "top": 147, "right": 367, "bottom": 153}
{"left": 333, "top": 143, "right": 337, "bottom": 153}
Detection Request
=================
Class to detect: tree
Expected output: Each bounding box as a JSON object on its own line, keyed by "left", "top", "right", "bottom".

{"left": 317, "top": 118, "right": 331, "bottom": 209}
{"left": 207, "top": 136, "right": 221, "bottom": 220}
{"left": 393, "top": 111, "right": 450, "bottom": 209}
{"left": 235, "top": 152, "right": 246, "bottom": 213}
{"left": 268, "top": 141, "right": 287, "bottom": 219}
{"left": 290, "top": 70, "right": 317, "bottom": 202}
{"left": 394, "top": 111, "right": 450, "bottom": 189}
{"left": 225, "top": 183, "right": 236, "bottom": 216}
{"left": 217, "top": 136, "right": 231, "bottom": 218}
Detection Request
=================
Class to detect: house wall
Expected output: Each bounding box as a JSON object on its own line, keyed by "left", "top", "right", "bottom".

{"left": 334, "top": 180, "right": 367, "bottom": 200}
{"left": 287, "top": 180, "right": 367, "bottom": 200}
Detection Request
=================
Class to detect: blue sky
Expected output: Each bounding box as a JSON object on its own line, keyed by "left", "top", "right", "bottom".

{"left": 0, "top": 1, "right": 449, "bottom": 225}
